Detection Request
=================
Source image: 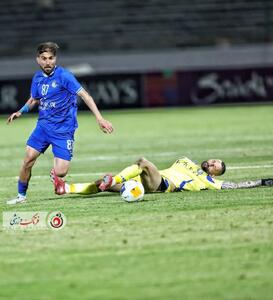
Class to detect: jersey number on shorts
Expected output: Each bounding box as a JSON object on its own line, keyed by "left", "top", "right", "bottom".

{"left": 67, "top": 140, "right": 74, "bottom": 151}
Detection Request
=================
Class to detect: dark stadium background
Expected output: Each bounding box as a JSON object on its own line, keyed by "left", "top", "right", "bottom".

{"left": 0, "top": 0, "right": 273, "bottom": 113}
{"left": 1, "top": 2, "right": 273, "bottom": 300}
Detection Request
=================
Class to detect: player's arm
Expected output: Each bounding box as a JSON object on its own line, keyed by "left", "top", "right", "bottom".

{"left": 77, "top": 88, "right": 113, "bottom": 134}
{"left": 221, "top": 178, "right": 273, "bottom": 189}
{"left": 7, "top": 97, "right": 39, "bottom": 124}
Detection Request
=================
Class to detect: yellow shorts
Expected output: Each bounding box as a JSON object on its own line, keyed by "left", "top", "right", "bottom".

{"left": 132, "top": 175, "right": 172, "bottom": 192}
{"left": 161, "top": 176, "right": 173, "bottom": 192}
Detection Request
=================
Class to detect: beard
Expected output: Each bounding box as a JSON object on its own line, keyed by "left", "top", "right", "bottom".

{"left": 40, "top": 64, "right": 55, "bottom": 75}
{"left": 43, "top": 66, "right": 53, "bottom": 74}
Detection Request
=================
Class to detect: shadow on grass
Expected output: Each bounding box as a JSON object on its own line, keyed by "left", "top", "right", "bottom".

{"left": 45, "top": 192, "right": 119, "bottom": 201}
{"left": 44, "top": 192, "right": 160, "bottom": 204}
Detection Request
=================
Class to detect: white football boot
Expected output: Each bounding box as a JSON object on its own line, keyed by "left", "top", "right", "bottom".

{"left": 6, "top": 194, "right": 26, "bottom": 205}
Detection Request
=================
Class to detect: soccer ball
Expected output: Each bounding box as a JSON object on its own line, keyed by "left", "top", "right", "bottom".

{"left": 120, "top": 180, "right": 145, "bottom": 202}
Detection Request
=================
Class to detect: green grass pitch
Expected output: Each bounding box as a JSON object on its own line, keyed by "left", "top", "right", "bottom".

{"left": 0, "top": 105, "right": 273, "bottom": 300}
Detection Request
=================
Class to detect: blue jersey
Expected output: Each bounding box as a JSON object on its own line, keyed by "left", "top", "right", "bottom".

{"left": 31, "top": 66, "right": 82, "bottom": 133}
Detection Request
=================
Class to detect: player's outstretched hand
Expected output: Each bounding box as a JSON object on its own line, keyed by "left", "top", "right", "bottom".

{"left": 7, "top": 112, "right": 22, "bottom": 124}
{"left": 261, "top": 178, "right": 273, "bottom": 186}
{"left": 97, "top": 118, "right": 114, "bottom": 134}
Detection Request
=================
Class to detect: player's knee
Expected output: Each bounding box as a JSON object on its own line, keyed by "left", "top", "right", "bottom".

{"left": 136, "top": 157, "right": 149, "bottom": 168}
{"left": 55, "top": 169, "right": 68, "bottom": 178}
{"left": 142, "top": 180, "right": 158, "bottom": 193}
{"left": 23, "top": 156, "right": 37, "bottom": 169}
{"left": 136, "top": 157, "right": 157, "bottom": 175}
{"left": 54, "top": 166, "right": 69, "bottom": 178}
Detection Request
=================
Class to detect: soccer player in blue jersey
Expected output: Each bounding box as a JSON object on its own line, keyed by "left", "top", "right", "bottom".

{"left": 6, "top": 42, "right": 113, "bottom": 205}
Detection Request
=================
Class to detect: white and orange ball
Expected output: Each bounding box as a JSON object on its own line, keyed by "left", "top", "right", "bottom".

{"left": 120, "top": 180, "right": 145, "bottom": 202}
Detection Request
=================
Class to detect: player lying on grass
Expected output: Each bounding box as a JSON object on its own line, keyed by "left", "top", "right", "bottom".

{"left": 52, "top": 157, "right": 273, "bottom": 195}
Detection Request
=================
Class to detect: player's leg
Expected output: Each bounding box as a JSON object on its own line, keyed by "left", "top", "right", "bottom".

{"left": 19, "top": 146, "right": 41, "bottom": 182}
{"left": 99, "top": 161, "right": 143, "bottom": 191}
{"left": 14, "top": 146, "right": 41, "bottom": 201}
{"left": 50, "top": 131, "right": 75, "bottom": 195}
{"left": 66, "top": 182, "right": 100, "bottom": 194}
{"left": 99, "top": 157, "right": 162, "bottom": 193}
{"left": 64, "top": 178, "right": 121, "bottom": 195}
{"left": 65, "top": 177, "right": 120, "bottom": 195}
{"left": 65, "top": 156, "right": 158, "bottom": 194}
{"left": 108, "top": 183, "right": 122, "bottom": 192}
{"left": 136, "top": 157, "right": 162, "bottom": 192}
{"left": 7, "top": 125, "right": 49, "bottom": 204}
{"left": 53, "top": 157, "right": 70, "bottom": 177}
{"left": 50, "top": 158, "right": 70, "bottom": 195}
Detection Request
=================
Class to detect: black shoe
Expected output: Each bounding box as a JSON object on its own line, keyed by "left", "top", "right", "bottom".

{"left": 261, "top": 178, "right": 273, "bottom": 186}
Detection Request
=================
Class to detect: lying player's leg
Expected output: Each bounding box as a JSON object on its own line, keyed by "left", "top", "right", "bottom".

{"left": 136, "top": 157, "right": 162, "bottom": 192}
{"left": 63, "top": 178, "right": 122, "bottom": 195}
{"left": 108, "top": 183, "right": 123, "bottom": 192}
{"left": 99, "top": 161, "right": 142, "bottom": 191}
{"left": 99, "top": 157, "right": 162, "bottom": 192}
{"left": 64, "top": 157, "right": 162, "bottom": 195}
{"left": 66, "top": 181, "right": 100, "bottom": 195}
{"left": 65, "top": 158, "right": 154, "bottom": 194}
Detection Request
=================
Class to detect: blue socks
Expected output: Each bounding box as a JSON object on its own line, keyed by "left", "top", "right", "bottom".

{"left": 18, "top": 180, "right": 28, "bottom": 196}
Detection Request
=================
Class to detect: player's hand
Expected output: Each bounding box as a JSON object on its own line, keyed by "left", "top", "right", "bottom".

{"left": 7, "top": 112, "right": 22, "bottom": 124}
{"left": 97, "top": 118, "right": 114, "bottom": 134}
{"left": 261, "top": 178, "right": 273, "bottom": 186}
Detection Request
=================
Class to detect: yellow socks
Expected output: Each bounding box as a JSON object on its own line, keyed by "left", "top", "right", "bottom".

{"left": 66, "top": 182, "right": 98, "bottom": 195}
{"left": 66, "top": 164, "right": 143, "bottom": 194}
{"left": 113, "top": 164, "right": 142, "bottom": 184}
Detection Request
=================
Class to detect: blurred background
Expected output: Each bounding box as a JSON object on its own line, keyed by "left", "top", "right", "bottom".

{"left": 0, "top": 0, "right": 273, "bottom": 113}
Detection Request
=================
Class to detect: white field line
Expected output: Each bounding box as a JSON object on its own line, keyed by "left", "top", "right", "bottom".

{"left": 4, "top": 164, "right": 272, "bottom": 180}
{"left": 228, "top": 165, "right": 273, "bottom": 170}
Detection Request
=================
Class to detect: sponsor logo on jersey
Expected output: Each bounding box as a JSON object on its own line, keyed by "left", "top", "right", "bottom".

{"left": 52, "top": 80, "right": 58, "bottom": 88}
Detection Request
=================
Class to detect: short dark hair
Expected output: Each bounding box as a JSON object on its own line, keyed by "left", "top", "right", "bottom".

{"left": 220, "top": 161, "right": 226, "bottom": 175}
{"left": 36, "top": 42, "right": 59, "bottom": 56}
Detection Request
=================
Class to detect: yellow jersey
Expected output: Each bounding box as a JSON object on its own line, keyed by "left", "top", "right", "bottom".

{"left": 159, "top": 157, "right": 223, "bottom": 192}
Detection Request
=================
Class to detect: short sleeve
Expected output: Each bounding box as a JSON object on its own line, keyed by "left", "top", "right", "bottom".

{"left": 206, "top": 175, "right": 223, "bottom": 190}
{"left": 62, "top": 71, "right": 82, "bottom": 94}
{"left": 213, "top": 178, "right": 223, "bottom": 190}
{"left": 30, "top": 76, "right": 40, "bottom": 99}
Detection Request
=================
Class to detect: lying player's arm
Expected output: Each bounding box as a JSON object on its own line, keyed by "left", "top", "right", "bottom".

{"left": 77, "top": 88, "right": 113, "bottom": 133}
{"left": 7, "top": 97, "right": 39, "bottom": 123}
{"left": 221, "top": 178, "right": 273, "bottom": 189}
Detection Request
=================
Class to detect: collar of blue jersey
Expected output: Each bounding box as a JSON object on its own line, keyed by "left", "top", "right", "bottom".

{"left": 42, "top": 65, "right": 57, "bottom": 77}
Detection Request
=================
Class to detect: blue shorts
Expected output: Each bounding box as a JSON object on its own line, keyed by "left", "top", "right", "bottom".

{"left": 27, "top": 124, "right": 75, "bottom": 161}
